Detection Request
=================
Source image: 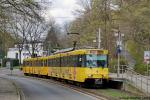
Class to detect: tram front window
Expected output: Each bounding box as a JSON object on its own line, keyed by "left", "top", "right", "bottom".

{"left": 86, "top": 54, "right": 107, "bottom": 68}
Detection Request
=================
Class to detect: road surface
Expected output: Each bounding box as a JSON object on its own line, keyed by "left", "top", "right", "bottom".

{"left": 0, "top": 68, "right": 99, "bottom": 100}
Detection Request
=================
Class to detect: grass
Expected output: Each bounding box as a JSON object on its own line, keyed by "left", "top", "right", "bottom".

{"left": 87, "top": 80, "right": 146, "bottom": 100}
{"left": 123, "top": 82, "right": 145, "bottom": 96}
{"left": 98, "top": 89, "right": 131, "bottom": 97}
{"left": 13, "top": 66, "right": 20, "bottom": 69}
{"left": 88, "top": 88, "right": 138, "bottom": 100}
{"left": 91, "top": 86, "right": 146, "bottom": 100}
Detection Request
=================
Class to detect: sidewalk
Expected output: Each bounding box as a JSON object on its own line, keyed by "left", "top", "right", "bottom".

{"left": 0, "top": 77, "right": 20, "bottom": 100}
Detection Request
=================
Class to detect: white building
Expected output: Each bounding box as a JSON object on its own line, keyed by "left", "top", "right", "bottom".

{"left": 7, "top": 43, "right": 45, "bottom": 63}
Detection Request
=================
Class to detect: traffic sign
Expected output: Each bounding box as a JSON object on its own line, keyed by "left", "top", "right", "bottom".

{"left": 144, "top": 51, "right": 150, "bottom": 64}
{"left": 116, "top": 45, "right": 122, "bottom": 54}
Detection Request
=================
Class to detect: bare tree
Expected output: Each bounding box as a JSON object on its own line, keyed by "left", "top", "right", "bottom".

{"left": 25, "top": 18, "right": 51, "bottom": 57}
{"left": 0, "top": 0, "right": 41, "bottom": 20}
{"left": 0, "top": 0, "right": 43, "bottom": 61}
{"left": 7, "top": 15, "right": 30, "bottom": 64}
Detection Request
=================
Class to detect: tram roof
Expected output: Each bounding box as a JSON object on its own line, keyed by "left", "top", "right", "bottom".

{"left": 23, "top": 49, "right": 108, "bottom": 61}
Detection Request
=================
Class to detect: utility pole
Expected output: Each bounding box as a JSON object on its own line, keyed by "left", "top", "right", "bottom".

{"left": 98, "top": 28, "right": 101, "bottom": 49}
{"left": 114, "top": 29, "right": 124, "bottom": 77}
{"left": 117, "top": 31, "right": 121, "bottom": 77}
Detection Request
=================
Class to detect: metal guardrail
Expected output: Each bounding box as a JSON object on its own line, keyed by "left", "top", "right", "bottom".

{"left": 112, "top": 65, "right": 150, "bottom": 95}
{"left": 125, "top": 68, "right": 150, "bottom": 95}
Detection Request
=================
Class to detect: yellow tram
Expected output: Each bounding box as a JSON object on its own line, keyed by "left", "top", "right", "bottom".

{"left": 22, "top": 49, "right": 109, "bottom": 85}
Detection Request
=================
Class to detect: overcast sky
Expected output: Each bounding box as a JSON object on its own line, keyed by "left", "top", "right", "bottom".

{"left": 43, "top": 0, "right": 80, "bottom": 25}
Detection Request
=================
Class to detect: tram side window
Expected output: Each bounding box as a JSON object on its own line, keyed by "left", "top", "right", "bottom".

{"left": 67, "top": 56, "right": 69, "bottom": 67}
{"left": 68, "top": 56, "right": 70, "bottom": 67}
{"left": 58, "top": 58, "right": 60, "bottom": 67}
{"left": 32, "top": 61, "right": 33, "bottom": 67}
{"left": 41, "top": 60, "right": 43, "bottom": 67}
{"left": 76, "top": 55, "right": 79, "bottom": 67}
{"left": 33, "top": 61, "right": 35, "bottom": 66}
{"left": 61, "top": 57, "right": 63, "bottom": 67}
{"left": 65, "top": 56, "right": 68, "bottom": 67}
{"left": 41, "top": 60, "right": 42, "bottom": 66}
{"left": 48, "top": 59, "right": 50, "bottom": 66}
{"left": 26, "top": 61, "right": 27, "bottom": 66}
{"left": 25, "top": 61, "right": 26, "bottom": 67}
{"left": 36, "top": 60, "right": 38, "bottom": 66}
{"left": 28, "top": 61, "right": 30, "bottom": 66}
{"left": 63, "top": 57, "right": 64, "bottom": 67}
{"left": 65, "top": 56, "right": 67, "bottom": 67}
{"left": 55, "top": 59, "right": 57, "bottom": 67}
{"left": 38, "top": 60, "right": 40, "bottom": 66}
{"left": 30, "top": 61, "right": 31, "bottom": 66}
{"left": 63, "top": 57, "right": 67, "bottom": 67}
{"left": 42, "top": 60, "right": 44, "bottom": 67}
{"left": 50, "top": 59, "right": 52, "bottom": 66}
{"left": 55, "top": 58, "right": 58, "bottom": 67}
{"left": 44, "top": 60, "right": 47, "bottom": 66}
{"left": 35, "top": 60, "right": 36, "bottom": 66}
{"left": 71, "top": 56, "right": 74, "bottom": 67}
{"left": 28, "top": 61, "right": 29, "bottom": 66}
{"left": 77, "top": 55, "right": 85, "bottom": 67}
{"left": 30, "top": 61, "right": 32, "bottom": 67}
{"left": 64, "top": 57, "right": 66, "bottom": 67}
{"left": 55, "top": 58, "right": 57, "bottom": 67}
{"left": 28, "top": 61, "right": 30, "bottom": 67}
{"left": 36, "top": 61, "right": 38, "bottom": 66}
{"left": 67, "top": 56, "right": 70, "bottom": 67}
{"left": 32, "top": 61, "right": 34, "bottom": 67}
{"left": 23, "top": 61, "right": 25, "bottom": 67}
{"left": 53, "top": 59, "right": 55, "bottom": 67}
{"left": 66, "top": 56, "right": 69, "bottom": 67}
{"left": 57, "top": 58, "right": 59, "bottom": 67}
{"left": 46, "top": 60, "right": 48, "bottom": 66}
{"left": 54, "top": 59, "right": 56, "bottom": 67}
{"left": 81, "top": 55, "right": 86, "bottom": 67}
{"left": 51, "top": 59, "right": 54, "bottom": 67}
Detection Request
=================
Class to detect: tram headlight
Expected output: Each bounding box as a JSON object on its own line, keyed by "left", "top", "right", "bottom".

{"left": 88, "top": 74, "right": 93, "bottom": 78}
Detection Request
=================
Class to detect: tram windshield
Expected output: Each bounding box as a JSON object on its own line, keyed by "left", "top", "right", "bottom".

{"left": 86, "top": 54, "right": 107, "bottom": 68}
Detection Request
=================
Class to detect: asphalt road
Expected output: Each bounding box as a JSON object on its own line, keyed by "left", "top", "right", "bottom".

{"left": 11, "top": 76, "right": 99, "bottom": 100}
{"left": 0, "top": 69, "right": 99, "bottom": 100}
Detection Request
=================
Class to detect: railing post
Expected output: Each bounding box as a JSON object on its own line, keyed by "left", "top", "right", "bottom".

{"left": 136, "top": 74, "right": 137, "bottom": 88}
{"left": 141, "top": 76, "right": 142, "bottom": 91}
{"left": 147, "top": 78, "right": 148, "bottom": 95}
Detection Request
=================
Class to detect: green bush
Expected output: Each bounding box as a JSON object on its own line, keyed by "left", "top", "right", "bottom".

{"left": 2, "top": 58, "right": 19, "bottom": 67}
{"left": 126, "top": 40, "right": 148, "bottom": 75}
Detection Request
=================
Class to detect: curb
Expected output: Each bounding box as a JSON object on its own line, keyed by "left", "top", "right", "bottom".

{"left": 12, "top": 82, "right": 21, "bottom": 100}
{"left": 9, "top": 77, "right": 26, "bottom": 100}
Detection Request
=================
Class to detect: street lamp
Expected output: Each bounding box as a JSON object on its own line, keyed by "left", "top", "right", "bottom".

{"left": 114, "top": 29, "right": 124, "bottom": 77}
